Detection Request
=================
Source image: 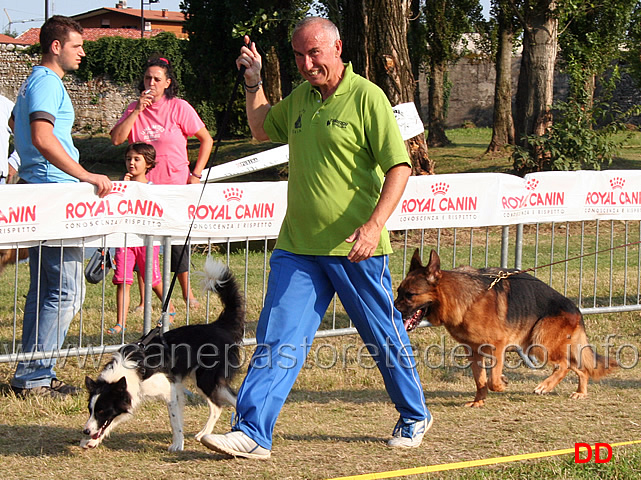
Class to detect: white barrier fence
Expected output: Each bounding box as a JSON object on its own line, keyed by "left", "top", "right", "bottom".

{"left": 2, "top": 170, "right": 641, "bottom": 248}
{"left": 2, "top": 170, "right": 641, "bottom": 364}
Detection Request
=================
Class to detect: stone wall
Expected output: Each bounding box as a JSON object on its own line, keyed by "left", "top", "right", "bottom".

{"left": 418, "top": 56, "right": 639, "bottom": 128}
{"left": 0, "top": 48, "right": 138, "bottom": 134}
{"left": 0, "top": 49, "right": 35, "bottom": 101}
{"left": 2, "top": 47, "right": 639, "bottom": 132}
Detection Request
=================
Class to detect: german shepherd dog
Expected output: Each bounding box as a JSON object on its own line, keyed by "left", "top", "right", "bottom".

{"left": 395, "top": 249, "right": 617, "bottom": 407}
{"left": 80, "top": 258, "right": 244, "bottom": 451}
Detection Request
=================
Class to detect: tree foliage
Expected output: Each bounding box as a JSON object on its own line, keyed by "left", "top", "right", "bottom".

{"left": 76, "top": 33, "right": 190, "bottom": 86}
{"left": 558, "top": 0, "right": 637, "bottom": 104}
{"left": 512, "top": 91, "right": 626, "bottom": 172}
{"left": 420, "top": 0, "right": 483, "bottom": 63}
{"left": 624, "top": 1, "right": 641, "bottom": 85}
{"left": 512, "top": 0, "right": 640, "bottom": 174}
{"left": 180, "top": 0, "right": 311, "bottom": 135}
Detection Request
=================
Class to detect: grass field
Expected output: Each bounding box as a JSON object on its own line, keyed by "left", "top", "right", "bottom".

{"left": 1, "top": 129, "right": 641, "bottom": 479}
{"left": 0, "top": 322, "right": 639, "bottom": 480}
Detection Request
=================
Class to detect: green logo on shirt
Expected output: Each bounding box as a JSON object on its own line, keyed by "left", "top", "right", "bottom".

{"left": 327, "top": 119, "right": 348, "bottom": 129}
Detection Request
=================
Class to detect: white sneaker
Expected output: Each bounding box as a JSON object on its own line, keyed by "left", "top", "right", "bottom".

{"left": 200, "top": 431, "right": 271, "bottom": 459}
{"left": 387, "top": 414, "right": 433, "bottom": 448}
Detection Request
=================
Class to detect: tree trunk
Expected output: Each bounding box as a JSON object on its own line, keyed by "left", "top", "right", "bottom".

{"left": 427, "top": 61, "right": 451, "bottom": 147}
{"left": 409, "top": 0, "right": 425, "bottom": 123}
{"left": 340, "top": 0, "right": 369, "bottom": 76}
{"left": 271, "top": 18, "right": 292, "bottom": 98}
{"left": 487, "top": 0, "right": 515, "bottom": 153}
{"left": 263, "top": 45, "right": 282, "bottom": 105}
{"left": 514, "top": 1, "right": 558, "bottom": 173}
{"left": 584, "top": 73, "right": 595, "bottom": 111}
{"left": 366, "top": 0, "right": 434, "bottom": 174}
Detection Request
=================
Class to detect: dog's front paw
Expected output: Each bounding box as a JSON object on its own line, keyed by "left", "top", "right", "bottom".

{"left": 168, "top": 440, "right": 184, "bottom": 452}
{"left": 80, "top": 437, "right": 100, "bottom": 449}
{"left": 464, "top": 399, "right": 485, "bottom": 407}
{"left": 488, "top": 381, "right": 506, "bottom": 392}
{"left": 488, "top": 375, "right": 508, "bottom": 392}
{"left": 569, "top": 391, "right": 587, "bottom": 400}
{"left": 534, "top": 382, "right": 551, "bottom": 395}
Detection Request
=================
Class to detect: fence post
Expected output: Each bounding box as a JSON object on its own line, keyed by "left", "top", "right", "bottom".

{"left": 501, "top": 226, "right": 509, "bottom": 268}
{"left": 143, "top": 235, "right": 154, "bottom": 334}
{"left": 515, "top": 224, "right": 523, "bottom": 270}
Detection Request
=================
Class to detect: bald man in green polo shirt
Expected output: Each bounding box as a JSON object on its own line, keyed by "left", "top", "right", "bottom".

{"left": 201, "top": 16, "right": 432, "bottom": 459}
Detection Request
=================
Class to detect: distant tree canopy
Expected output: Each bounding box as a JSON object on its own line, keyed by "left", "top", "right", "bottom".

{"left": 625, "top": 2, "right": 641, "bottom": 84}
{"left": 558, "top": 0, "right": 637, "bottom": 106}
{"left": 180, "top": 0, "right": 312, "bottom": 135}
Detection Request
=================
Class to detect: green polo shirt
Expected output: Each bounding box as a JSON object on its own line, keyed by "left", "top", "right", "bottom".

{"left": 264, "top": 63, "right": 410, "bottom": 256}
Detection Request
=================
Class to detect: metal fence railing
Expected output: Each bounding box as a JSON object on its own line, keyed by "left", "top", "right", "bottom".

{"left": 1, "top": 219, "right": 640, "bottom": 364}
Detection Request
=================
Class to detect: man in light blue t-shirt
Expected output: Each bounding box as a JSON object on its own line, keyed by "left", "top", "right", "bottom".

{"left": 10, "top": 16, "right": 112, "bottom": 398}
{"left": 201, "top": 17, "right": 432, "bottom": 459}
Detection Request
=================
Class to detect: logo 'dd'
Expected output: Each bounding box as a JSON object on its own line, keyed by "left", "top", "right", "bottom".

{"left": 574, "top": 442, "right": 612, "bottom": 464}
{"left": 109, "top": 182, "right": 128, "bottom": 196}
{"left": 525, "top": 178, "right": 539, "bottom": 191}
{"left": 431, "top": 182, "right": 449, "bottom": 196}
{"left": 609, "top": 177, "right": 625, "bottom": 190}
{"left": 223, "top": 187, "right": 243, "bottom": 202}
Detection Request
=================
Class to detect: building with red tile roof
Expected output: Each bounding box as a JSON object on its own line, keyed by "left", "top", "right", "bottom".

{"left": 0, "top": 33, "right": 31, "bottom": 46}
{"left": 73, "top": 6, "right": 187, "bottom": 39}
{"left": 14, "top": 4, "right": 186, "bottom": 46}
{"left": 15, "top": 27, "right": 168, "bottom": 46}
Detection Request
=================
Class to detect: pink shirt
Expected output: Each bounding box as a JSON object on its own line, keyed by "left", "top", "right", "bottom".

{"left": 115, "top": 96, "right": 205, "bottom": 185}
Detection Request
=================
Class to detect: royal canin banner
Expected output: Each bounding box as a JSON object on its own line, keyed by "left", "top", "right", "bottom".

{"left": 2, "top": 170, "right": 641, "bottom": 247}
{"left": 0, "top": 181, "right": 287, "bottom": 247}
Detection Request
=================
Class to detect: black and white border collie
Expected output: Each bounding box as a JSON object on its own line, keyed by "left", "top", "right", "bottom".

{"left": 81, "top": 258, "right": 244, "bottom": 452}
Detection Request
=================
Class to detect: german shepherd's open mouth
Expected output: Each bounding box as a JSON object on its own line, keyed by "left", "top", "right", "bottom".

{"left": 403, "top": 304, "right": 429, "bottom": 331}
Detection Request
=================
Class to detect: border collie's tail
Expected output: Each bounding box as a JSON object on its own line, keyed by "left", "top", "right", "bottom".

{"left": 201, "top": 257, "right": 245, "bottom": 337}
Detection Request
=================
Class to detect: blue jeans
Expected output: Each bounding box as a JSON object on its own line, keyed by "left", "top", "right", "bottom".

{"left": 12, "top": 246, "right": 85, "bottom": 389}
{"left": 233, "top": 250, "right": 429, "bottom": 449}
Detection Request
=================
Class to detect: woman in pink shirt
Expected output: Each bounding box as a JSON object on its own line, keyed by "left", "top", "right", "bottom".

{"left": 111, "top": 56, "right": 213, "bottom": 309}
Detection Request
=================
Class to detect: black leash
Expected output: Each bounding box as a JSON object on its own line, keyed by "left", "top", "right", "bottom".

{"left": 136, "top": 325, "right": 162, "bottom": 348}
{"left": 156, "top": 44, "right": 250, "bottom": 331}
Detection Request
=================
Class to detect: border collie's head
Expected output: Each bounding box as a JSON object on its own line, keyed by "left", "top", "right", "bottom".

{"left": 81, "top": 376, "right": 132, "bottom": 448}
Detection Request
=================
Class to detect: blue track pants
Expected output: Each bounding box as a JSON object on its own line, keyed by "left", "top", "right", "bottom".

{"left": 233, "top": 249, "right": 429, "bottom": 449}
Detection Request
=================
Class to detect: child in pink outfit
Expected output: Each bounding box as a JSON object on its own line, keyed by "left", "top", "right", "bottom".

{"left": 108, "top": 142, "right": 175, "bottom": 334}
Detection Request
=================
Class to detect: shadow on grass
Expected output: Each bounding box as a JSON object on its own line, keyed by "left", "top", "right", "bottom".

{"left": 283, "top": 432, "right": 384, "bottom": 444}
{"left": 0, "top": 422, "right": 232, "bottom": 459}
{"left": 0, "top": 424, "right": 145, "bottom": 456}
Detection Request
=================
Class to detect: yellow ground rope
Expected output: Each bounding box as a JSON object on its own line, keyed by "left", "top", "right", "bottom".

{"left": 327, "top": 440, "right": 641, "bottom": 480}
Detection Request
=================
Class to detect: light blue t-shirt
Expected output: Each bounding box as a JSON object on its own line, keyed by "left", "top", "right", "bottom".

{"left": 13, "top": 66, "right": 79, "bottom": 184}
